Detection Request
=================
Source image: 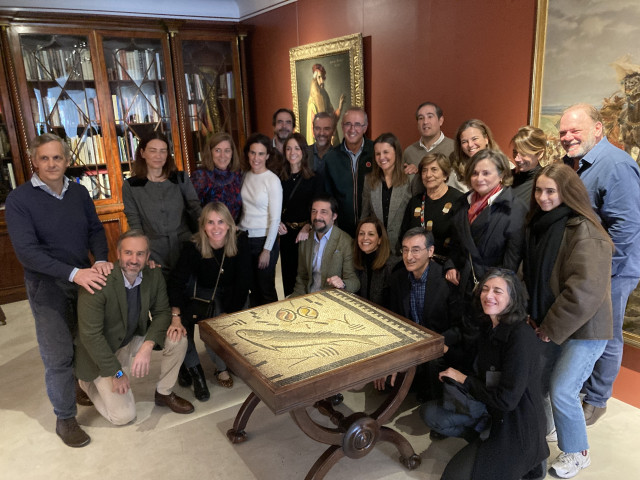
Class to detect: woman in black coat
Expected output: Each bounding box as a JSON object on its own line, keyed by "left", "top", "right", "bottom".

{"left": 277, "top": 133, "right": 324, "bottom": 296}
{"left": 444, "top": 149, "right": 527, "bottom": 365}
{"left": 168, "top": 202, "right": 251, "bottom": 401}
{"left": 439, "top": 268, "right": 548, "bottom": 480}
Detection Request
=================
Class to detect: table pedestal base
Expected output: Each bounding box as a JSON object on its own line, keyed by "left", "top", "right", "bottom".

{"left": 226, "top": 367, "right": 421, "bottom": 479}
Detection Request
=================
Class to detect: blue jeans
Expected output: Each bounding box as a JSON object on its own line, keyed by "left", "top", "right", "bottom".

{"left": 550, "top": 339, "right": 607, "bottom": 453}
{"left": 25, "top": 277, "right": 79, "bottom": 420}
{"left": 583, "top": 275, "right": 639, "bottom": 407}
{"left": 420, "top": 393, "right": 489, "bottom": 439}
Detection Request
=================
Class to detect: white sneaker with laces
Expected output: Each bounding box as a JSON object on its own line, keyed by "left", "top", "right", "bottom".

{"left": 551, "top": 450, "right": 591, "bottom": 478}
{"left": 546, "top": 427, "right": 557, "bottom": 442}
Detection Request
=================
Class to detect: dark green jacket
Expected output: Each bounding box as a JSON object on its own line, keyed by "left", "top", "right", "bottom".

{"left": 75, "top": 262, "right": 171, "bottom": 381}
{"left": 323, "top": 138, "right": 374, "bottom": 237}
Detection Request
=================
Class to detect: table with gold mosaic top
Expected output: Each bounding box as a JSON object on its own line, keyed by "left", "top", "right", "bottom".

{"left": 199, "top": 289, "right": 443, "bottom": 479}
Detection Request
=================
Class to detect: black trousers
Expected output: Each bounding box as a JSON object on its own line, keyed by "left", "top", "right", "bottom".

{"left": 279, "top": 227, "right": 301, "bottom": 297}
{"left": 247, "top": 236, "right": 280, "bottom": 306}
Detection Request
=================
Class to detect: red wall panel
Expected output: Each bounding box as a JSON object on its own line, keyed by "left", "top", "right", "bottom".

{"left": 243, "top": 0, "right": 538, "bottom": 153}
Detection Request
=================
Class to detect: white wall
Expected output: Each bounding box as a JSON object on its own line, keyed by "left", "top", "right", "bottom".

{"left": 0, "top": 0, "right": 295, "bottom": 21}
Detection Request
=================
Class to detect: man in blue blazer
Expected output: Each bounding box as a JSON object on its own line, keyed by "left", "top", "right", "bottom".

{"left": 75, "top": 230, "right": 194, "bottom": 426}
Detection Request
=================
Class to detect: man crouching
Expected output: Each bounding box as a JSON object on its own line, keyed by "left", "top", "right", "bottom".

{"left": 75, "top": 229, "right": 193, "bottom": 425}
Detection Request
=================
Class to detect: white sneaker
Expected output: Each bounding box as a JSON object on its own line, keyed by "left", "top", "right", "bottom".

{"left": 551, "top": 450, "right": 591, "bottom": 478}
{"left": 546, "top": 428, "right": 557, "bottom": 442}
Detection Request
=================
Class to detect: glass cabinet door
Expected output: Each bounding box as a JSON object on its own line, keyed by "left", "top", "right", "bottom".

{"left": 0, "top": 103, "right": 16, "bottom": 209}
{"left": 180, "top": 39, "right": 238, "bottom": 166}
{"left": 18, "top": 33, "right": 111, "bottom": 200}
{"left": 102, "top": 36, "right": 173, "bottom": 178}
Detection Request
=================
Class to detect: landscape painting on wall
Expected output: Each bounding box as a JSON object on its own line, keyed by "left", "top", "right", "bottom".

{"left": 531, "top": 0, "right": 640, "bottom": 345}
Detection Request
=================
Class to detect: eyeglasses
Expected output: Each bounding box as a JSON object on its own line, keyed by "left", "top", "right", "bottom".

{"left": 401, "top": 247, "right": 428, "bottom": 256}
{"left": 343, "top": 122, "right": 366, "bottom": 130}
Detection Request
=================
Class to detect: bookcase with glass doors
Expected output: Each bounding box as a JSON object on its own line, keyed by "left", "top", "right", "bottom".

{"left": 0, "top": 14, "right": 249, "bottom": 303}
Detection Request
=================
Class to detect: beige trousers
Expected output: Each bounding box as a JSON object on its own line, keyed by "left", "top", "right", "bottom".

{"left": 79, "top": 335, "right": 187, "bottom": 425}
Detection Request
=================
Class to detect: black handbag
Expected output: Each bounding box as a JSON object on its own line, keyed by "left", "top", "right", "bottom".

{"left": 187, "top": 252, "right": 225, "bottom": 322}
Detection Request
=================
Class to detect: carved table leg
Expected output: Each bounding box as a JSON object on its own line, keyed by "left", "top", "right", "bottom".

{"left": 304, "top": 445, "right": 344, "bottom": 480}
{"left": 379, "top": 426, "right": 422, "bottom": 470}
{"left": 226, "top": 392, "right": 261, "bottom": 443}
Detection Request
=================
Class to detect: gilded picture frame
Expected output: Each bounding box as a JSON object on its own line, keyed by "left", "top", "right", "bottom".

{"left": 289, "top": 33, "right": 364, "bottom": 147}
{"left": 531, "top": 0, "right": 640, "bottom": 347}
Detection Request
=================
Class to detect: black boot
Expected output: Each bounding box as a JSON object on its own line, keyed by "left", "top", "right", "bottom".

{"left": 178, "top": 364, "right": 192, "bottom": 387}
{"left": 188, "top": 365, "right": 210, "bottom": 402}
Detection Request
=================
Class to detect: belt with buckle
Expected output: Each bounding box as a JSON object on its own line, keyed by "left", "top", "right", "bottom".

{"left": 286, "top": 222, "right": 307, "bottom": 230}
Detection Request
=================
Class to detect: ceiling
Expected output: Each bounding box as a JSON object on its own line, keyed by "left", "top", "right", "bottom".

{"left": 0, "top": 0, "right": 294, "bottom": 21}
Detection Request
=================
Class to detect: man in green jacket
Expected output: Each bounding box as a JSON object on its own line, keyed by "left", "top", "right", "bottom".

{"left": 75, "top": 230, "right": 194, "bottom": 425}
{"left": 323, "top": 107, "right": 373, "bottom": 237}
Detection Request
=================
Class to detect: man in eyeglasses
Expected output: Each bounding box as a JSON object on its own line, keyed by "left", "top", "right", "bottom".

{"left": 380, "top": 228, "right": 463, "bottom": 406}
{"left": 323, "top": 106, "right": 373, "bottom": 237}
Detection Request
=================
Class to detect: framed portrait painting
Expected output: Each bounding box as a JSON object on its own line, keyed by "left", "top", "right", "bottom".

{"left": 531, "top": 0, "right": 640, "bottom": 346}
{"left": 289, "top": 33, "right": 364, "bottom": 147}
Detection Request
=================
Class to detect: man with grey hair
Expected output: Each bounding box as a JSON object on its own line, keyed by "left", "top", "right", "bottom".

{"left": 323, "top": 106, "right": 373, "bottom": 237}
{"left": 6, "top": 133, "right": 112, "bottom": 447}
{"left": 307, "top": 111, "right": 335, "bottom": 174}
{"left": 75, "top": 230, "right": 193, "bottom": 427}
{"left": 559, "top": 103, "right": 640, "bottom": 427}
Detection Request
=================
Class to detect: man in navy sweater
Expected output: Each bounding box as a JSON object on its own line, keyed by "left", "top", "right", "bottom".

{"left": 6, "top": 133, "right": 112, "bottom": 448}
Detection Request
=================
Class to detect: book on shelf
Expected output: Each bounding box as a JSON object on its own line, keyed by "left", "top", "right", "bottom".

{"left": 3, "top": 161, "right": 17, "bottom": 190}
{"left": 75, "top": 168, "right": 110, "bottom": 200}
{"left": 113, "top": 49, "right": 164, "bottom": 82}
{"left": 69, "top": 134, "right": 105, "bottom": 166}
{"left": 23, "top": 47, "right": 94, "bottom": 82}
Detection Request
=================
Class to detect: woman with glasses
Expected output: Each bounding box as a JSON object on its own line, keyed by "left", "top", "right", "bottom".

{"left": 401, "top": 152, "right": 463, "bottom": 260}
{"left": 190, "top": 132, "right": 243, "bottom": 222}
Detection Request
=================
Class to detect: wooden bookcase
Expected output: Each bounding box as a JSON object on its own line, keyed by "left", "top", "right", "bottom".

{"left": 0, "top": 13, "right": 249, "bottom": 304}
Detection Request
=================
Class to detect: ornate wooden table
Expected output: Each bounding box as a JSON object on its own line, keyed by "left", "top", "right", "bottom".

{"left": 199, "top": 290, "right": 443, "bottom": 479}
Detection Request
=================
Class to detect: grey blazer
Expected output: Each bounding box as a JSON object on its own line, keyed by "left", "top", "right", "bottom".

{"left": 360, "top": 178, "right": 412, "bottom": 255}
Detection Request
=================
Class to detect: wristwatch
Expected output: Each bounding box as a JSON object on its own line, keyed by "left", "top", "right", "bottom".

{"left": 114, "top": 369, "right": 124, "bottom": 379}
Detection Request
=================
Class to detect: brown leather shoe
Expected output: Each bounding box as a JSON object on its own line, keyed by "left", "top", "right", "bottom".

{"left": 76, "top": 380, "right": 93, "bottom": 407}
{"left": 154, "top": 391, "right": 194, "bottom": 414}
{"left": 56, "top": 417, "right": 91, "bottom": 448}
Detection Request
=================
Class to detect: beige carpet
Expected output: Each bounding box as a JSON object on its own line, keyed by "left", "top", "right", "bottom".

{"left": 1, "top": 299, "right": 639, "bottom": 479}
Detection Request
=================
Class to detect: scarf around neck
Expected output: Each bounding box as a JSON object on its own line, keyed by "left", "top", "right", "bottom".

{"left": 525, "top": 204, "right": 574, "bottom": 324}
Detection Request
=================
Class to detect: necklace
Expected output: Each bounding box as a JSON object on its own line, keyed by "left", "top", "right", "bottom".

{"left": 212, "top": 250, "right": 226, "bottom": 274}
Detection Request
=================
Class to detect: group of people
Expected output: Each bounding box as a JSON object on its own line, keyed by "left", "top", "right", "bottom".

{"left": 5, "top": 100, "right": 640, "bottom": 480}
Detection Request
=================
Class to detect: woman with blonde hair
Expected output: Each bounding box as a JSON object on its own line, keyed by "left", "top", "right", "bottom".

{"left": 360, "top": 133, "right": 412, "bottom": 257}
{"left": 190, "top": 132, "right": 243, "bottom": 221}
{"left": 450, "top": 119, "right": 499, "bottom": 193}
{"left": 511, "top": 125, "right": 550, "bottom": 205}
{"left": 168, "top": 202, "right": 251, "bottom": 401}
